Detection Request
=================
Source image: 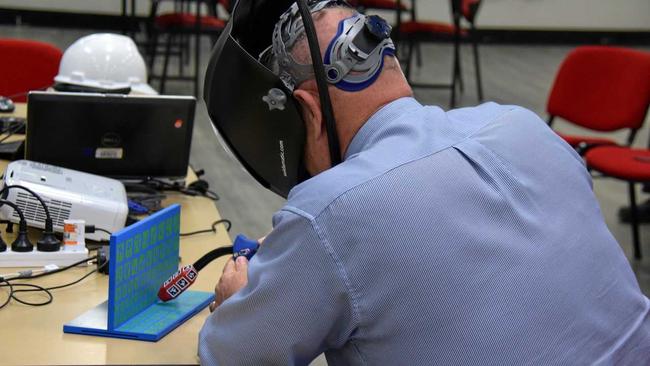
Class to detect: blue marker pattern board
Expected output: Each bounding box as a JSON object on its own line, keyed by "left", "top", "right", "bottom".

{"left": 63, "top": 204, "right": 214, "bottom": 341}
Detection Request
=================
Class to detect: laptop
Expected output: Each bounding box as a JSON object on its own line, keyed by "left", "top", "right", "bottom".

{"left": 26, "top": 92, "right": 196, "bottom": 182}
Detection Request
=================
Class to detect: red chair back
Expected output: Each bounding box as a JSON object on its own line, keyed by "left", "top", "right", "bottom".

{"left": 460, "top": 0, "right": 481, "bottom": 22}
{"left": 0, "top": 39, "right": 62, "bottom": 103}
{"left": 218, "top": 0, "right": 233, "bottom": 14}
{"left": 547, "top": 46, "right": 650, "bottom": 132}
{"left": 450, "top": 0, "right": 481, "bottom": 23}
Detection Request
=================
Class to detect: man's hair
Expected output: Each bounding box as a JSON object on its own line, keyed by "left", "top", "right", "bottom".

{"left": 289, "top": 6, "right": 353, "bottom": 65}
{"left": 287, "top": 6, "right": 398, "bottom": 81}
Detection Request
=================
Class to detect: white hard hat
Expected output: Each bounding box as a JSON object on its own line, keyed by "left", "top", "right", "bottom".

{"left": 54, "top": 33, "right": 157, "bottom": 95}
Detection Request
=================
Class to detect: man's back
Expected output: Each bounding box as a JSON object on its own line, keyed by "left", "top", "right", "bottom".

{"left": 200, "top": 98, "right": 650, "bottom": 365}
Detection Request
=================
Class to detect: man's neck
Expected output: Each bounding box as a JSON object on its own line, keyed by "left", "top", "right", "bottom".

{"left": 335, "top": 83, "right": 413, "bottom": 158}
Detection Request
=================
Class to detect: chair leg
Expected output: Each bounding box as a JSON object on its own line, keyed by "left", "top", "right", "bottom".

{"left": 183, "top": 34, "right": 191, "bottom": 67}
{"left": 472, "top": 35, "right": 484, "bottom": 102}
{"left": 456, "top": 43, "right": 464, "bottom": 94}
{"left": 178, "top": 35, "right": 185, "bottom": 77}
{"left": 449, "top": 38, "right": 460, "bottom": 108}
{"left": 405, "top": 40, "right": 414, "bottom": 83}
{"left": 147, "top": 29, "right": 159, "bottom": 83}
{"left": 161, "top": 33, "right": 174, "bottom": 94}
{"left": 415, "top": 43, "right": 423, "bottom": 68}
{"left": 194, "top": 31, "right": 200, "bottom": 97}
{"left": 629, "top": 182, "right": 642, "bottom": 259}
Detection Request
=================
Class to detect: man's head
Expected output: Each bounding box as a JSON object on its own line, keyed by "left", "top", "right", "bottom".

{"left": 268, "top": 2, "right": 413, "bottom": 174}
{"left": 203, "top": 0, "right": 412, "bottom": 197}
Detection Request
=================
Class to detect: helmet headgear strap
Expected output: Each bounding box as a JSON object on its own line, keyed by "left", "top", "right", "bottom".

{"left": 296, "top": 0, "right": 342, "bottom": 166}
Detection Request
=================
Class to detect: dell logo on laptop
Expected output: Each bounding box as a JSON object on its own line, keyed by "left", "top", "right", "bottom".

{"left": 101, "top": 133, "right": 122, "bottom": 147}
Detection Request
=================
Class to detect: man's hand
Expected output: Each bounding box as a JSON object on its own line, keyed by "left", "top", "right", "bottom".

{"left": 209, "top": 256, "right": 249, "bottom": 312}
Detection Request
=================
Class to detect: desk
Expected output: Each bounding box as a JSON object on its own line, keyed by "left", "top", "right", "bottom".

{"left": 0, "top": 104, "right": 230, "bottom": 365}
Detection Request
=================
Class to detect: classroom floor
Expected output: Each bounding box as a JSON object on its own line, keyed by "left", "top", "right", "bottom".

{"left": 2, "top": 24, "right": 649, "bottom": 365}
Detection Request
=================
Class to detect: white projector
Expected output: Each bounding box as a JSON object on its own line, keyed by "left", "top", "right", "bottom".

{"left": 0, "top": 160, "right": 128, "bottom": 241}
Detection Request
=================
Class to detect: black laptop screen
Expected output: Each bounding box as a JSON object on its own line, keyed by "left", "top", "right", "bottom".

{"left": 26, "top": 92, "right": 196, "bottom": 181}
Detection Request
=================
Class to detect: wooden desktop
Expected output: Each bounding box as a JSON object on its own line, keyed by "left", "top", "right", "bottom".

{"left": 0, "top": 104, "right": 230, "bottom": 365}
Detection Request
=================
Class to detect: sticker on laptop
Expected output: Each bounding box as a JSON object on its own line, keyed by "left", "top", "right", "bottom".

{"left": 95, "top": 148, "right": 124, "bottom": 159}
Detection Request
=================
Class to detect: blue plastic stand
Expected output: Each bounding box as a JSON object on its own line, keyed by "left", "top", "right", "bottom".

{"left": 63, "top": 204, "right": 214, "bottom": 341}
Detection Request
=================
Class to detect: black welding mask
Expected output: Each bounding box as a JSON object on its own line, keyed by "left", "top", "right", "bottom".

{"left": 204, "top": 0, "right": 394, "bottom": 197}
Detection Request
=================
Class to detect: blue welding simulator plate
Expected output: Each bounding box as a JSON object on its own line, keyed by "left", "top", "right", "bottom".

{"left": 63, "top": 204, "right": 214, "bottom": 341}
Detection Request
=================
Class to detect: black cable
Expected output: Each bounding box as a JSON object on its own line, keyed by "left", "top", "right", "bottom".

{"left": 296, "top": 0, "right": 342, "bottom": 167}
{"left": 180, "top": 219, "right": 232, "bottom": 237}
{"left": 95, "top": 228, "right": 112, "bottom": 236}
{"left": 8, "top": 283, "right": 53, "bottom": 306}
{"left": 0, "top": 119, "right": 25, "bottom": 135}
{"left": 0, "top": 199, "right": 27, "bottom": 226}
{"left": 0, "top": 278, "right": 13, "bottom": 309}
{"left": 0, "top": 259, "right": 104, "bottom": 309}
{"left": 0, "top": 122, "right": 24, "bottom": 143}
{"left": 205, "top": 189, "right": 220, "bottom": 201}
{"left": 14, "top": 262, "right": 104, "bottom": 293}
{"left": 193, "top": 246, "right": 233, "bottom": 271}
{"left": 134, "top": 177, "right": 220, "bottom": 202}
{"left": 0, "top": 185, "right": 59, "bottom": 252}
{"left": 85, "top": 225, "right": 112, "bottom": 236}
{"left": 16, "top": 255, "right": 98, "bottom": 280}
{"left": 0, "top": 185, "right": 52, "bottom": 222}
{"left": 6, "top": 84, "right": 53, "bottom": 100}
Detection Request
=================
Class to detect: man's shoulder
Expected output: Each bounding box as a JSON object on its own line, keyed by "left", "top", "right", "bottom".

{"left": 282, "top": 157, "right": 378, "bottom": 221}
{"left": 446, "top": 101, "right": 522, "bottom": 126}
{"left": 282, "top": 102, "right": 542, "bottom": 220}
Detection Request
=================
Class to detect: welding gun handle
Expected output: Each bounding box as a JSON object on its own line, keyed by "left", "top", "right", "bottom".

{"left": 233, "top": 234, "right": 259, "bottom": 260}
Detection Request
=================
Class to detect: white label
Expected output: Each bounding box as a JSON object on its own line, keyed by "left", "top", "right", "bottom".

{"left": 95, "top": 148, "right": 124, "bottom": 159}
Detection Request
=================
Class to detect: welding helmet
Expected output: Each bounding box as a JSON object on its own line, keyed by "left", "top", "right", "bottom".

{"left": 204, "top": 0, "right": 395, "bottom": 197}
{"left": 54, "top": 33, "right": 157, "bottom": 95}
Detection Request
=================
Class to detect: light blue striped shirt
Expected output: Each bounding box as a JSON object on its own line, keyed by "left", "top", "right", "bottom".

{"left": 199, "top": 97, "right": 650, "bottom": 365}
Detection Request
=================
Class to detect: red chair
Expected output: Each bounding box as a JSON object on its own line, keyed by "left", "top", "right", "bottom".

{"left": 0, "top": 39, "right": 62, "bottom": 102}
{"left": 572, "top": 47, "right": 650, "bottom": 259}
{"left": 585, "top": 147, "right": 650, "bottom": 259}
{"left": 147, "top": 0, "right": 229, "bottom": 96}
{"left": 547, "top": 46, "right": 650, "bottom": 152}
{"left": 395, "top": 0, "right": 483, "bottom": 108}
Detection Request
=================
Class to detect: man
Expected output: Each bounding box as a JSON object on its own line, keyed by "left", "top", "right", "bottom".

{"left": 199, "top": 2, "right": 650, "bottom": 365}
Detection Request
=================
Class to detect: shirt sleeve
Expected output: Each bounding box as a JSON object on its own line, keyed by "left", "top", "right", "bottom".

{"left": 198, "top": 209, "right": 358, "bottom": 366}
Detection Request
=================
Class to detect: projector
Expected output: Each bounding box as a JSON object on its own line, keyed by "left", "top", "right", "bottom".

{"left": 0, "top": 160, "right": 128, "bottom": 241}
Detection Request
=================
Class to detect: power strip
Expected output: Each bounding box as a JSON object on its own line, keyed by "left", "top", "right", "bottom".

{"left": 0, "top": 249, "right": 89, "bottom": 267}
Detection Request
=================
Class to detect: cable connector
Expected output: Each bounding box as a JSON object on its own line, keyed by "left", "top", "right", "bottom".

{"left": 43, "top": 264, "right": 59, "bottom": 272}
{"left": 85, "top": 225, "right": 112, "bottom": 237}
{"left": 17, "top": 270, "right": 33, "bottom": 278}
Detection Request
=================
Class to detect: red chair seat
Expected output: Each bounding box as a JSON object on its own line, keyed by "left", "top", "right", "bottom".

{"left": 155, "top": 13, "right": 226, "bottom": 30}
{"left": 585, "top": 146, "right": 650, "bottom": 181}
{"left": 556, "top": 133, "right": 618, "bottom": 148}
{"left": 0, "top": 39, "right": 62, "bottom": 103}
{"left": 398, "top": 21, "right": 467, "bottom": 36}
{"left": 357, "top": 0, "right": 407, "bottom": 10}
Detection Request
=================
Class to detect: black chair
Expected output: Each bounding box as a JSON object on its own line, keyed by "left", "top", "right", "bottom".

{"left": 395, "top": 0, "right": 483, "bottom": 108}
{"left": 146, "top": 0, "right": 229, "bottom": 96}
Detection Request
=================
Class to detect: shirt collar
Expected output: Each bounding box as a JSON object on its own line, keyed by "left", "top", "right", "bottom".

{"left": 344, "top": 97, "right": 423, "bottom": 160}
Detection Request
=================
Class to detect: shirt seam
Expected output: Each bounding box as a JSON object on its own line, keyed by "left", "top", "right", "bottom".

{"left": 279, "top": 206, "right": 363, "bottom": 337}
{"left": 306, "top": 105, "right": 521, "bottom": 220}
{"left": 309, "top": 218, "right": 363, "bottom": 329}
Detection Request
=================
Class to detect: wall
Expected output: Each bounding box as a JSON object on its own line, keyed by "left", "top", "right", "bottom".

{"left": 417, "top": 0, "right": 650, "bottom": 31}
{"left": 0, "top": 0, "right": 174, "bottom": 16}
{"left": 0, "top": 0, "right": 648, "bottom": 31}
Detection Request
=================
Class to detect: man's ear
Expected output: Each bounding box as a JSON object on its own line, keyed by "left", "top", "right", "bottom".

{"left": 293, "top": 88, "right": 324, "bottom": 139}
